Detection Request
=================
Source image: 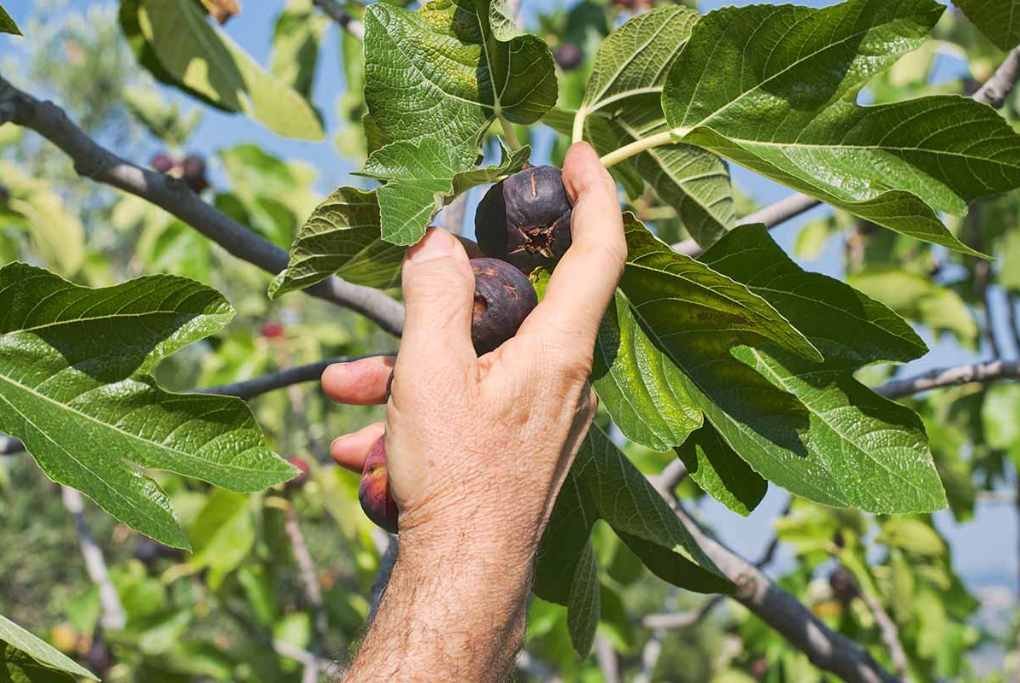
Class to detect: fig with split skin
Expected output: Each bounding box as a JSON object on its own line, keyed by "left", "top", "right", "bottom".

{"left": 470, "top": 257, "right": 538, "bottom": 355}
{"left": 475, "top": 165, "right": 573, "bottom": 275}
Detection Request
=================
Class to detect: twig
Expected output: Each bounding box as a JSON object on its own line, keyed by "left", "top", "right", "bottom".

{"left": 857, "top": 581, "right": 909, "bottom": 679}
{"left": 977, "top": 489, "right": 1017, "bottom": 504}
{"left": 875, "top": 359, "right": 1020, "bottom": 399}
{"left": 650, "top": 459, "right": 688, "bottom": 493}
{"left": 0, "top": 75, "right": 404, "bottom": 337}
{"left": 312, "top": 0, "right": 365, "bottom": 40}
{"left": 61, "top": 487, "right": 126, "bottom": 631}
{"left": 283, "top": 501, "right": 331, "bottom": 677}
{"left": 973, "top": 47, "right": 1020, "bottom": 108}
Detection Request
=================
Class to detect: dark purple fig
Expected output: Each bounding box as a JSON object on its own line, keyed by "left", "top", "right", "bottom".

{"left": 828, "top": 567, "right": 859, "bottom": 604}
{"left": 181, "top": 153, "right": 209, "bottom": 192}
{"left": 555, "top": 43, "right": 583, "bottom": 71}
{"left": 470, "top": 257, "right": 538, "bottom": 355}
{"left": 150, "top": 152, "right": 175, "bottom": 174}
{"left": 475, "top": 166, "right": 572, "bottom": 275}
{"left": 359, "top": 437, "right": 399, "bottom": 533}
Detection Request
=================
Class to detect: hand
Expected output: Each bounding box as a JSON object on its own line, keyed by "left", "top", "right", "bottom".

{"left": 324, "top": 143, "right": 625, "bottom": 681}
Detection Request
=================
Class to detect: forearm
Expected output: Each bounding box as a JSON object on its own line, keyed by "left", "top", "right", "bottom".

{"left": 345, "top": 527, "right": 535, "bottom": 682}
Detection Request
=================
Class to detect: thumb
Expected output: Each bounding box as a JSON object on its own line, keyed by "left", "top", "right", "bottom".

{"left": 396, "top": 228, "right": 477, "bottom": 380}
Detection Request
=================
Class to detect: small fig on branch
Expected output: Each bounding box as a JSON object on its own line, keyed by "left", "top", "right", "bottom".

{"left": 475, "top": 166, "right": 572, "bottom": 275}
{"left": 359, "top": 436, "right": 399, "bottom": 533}
{"left": 181, "top": 153, "right": 209, "bottom": 193}
{"left": 470, "top": 257, "right": 538, "bottom": 354}
{"left": 150, "top": 152, "right": 175, "bottom": 174}
{"left": 555, "top": 43, "right": 583, "bottom": 71}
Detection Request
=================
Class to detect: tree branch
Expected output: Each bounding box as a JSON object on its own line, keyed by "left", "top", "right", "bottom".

{"left": 282, "top": 500, "right": 331, "bottom": 682}
{"left": 61, "top": 487, "right": 127, "bottom": 632}
{"left": 973, "top": 46, "right": 1020, "bottom": 108}
{"left": 312, "top": 0, "right": 364, "bottom": 40}
{"left": 857, "top": 584, "right": 909, "bottom": 680}
{"left": 875, "top": 359, "right": 1020, "bottom": 399}
{"left": 0, "top": 75, "right": 404, "bottom": 336}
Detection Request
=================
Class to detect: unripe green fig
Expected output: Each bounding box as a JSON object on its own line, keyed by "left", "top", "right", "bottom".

{"left": 359, "top": 437, "right": 399, "bottom": 533}
{"left": 470, "top": 257, "right": 538, "bottom": 354}
{"left": 475, "top": 166, "right": 572, "bottom": 275}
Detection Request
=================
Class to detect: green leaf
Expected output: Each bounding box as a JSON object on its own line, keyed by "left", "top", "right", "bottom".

{"left": 1000, "top": 228, "right": 1020, "bottom": 292}
{"left": 123, "top": 85, "right": 203, "bottom": 147}
{"left": 269, "top": 187, "right": 400, "bottom": 297}
{"left": 363, "top": 0, "right": 556, "bottom": 243}
{"left": 0, "top": 4, "right": 20, "bottom": 35}
{"left": 878, "top": 517, "right": 945, "bottom": 557}
{"left": 362, "top": 139, "right": 529, "bottom": 245}
{"left": 955, "top": 0, "right": 1020, "bottom": 52}
{"left": 662, "top": 0, "right": 1020, "bottom": 256}
{"left": 0, "top": 264, "right": 295, "bottom": 549}
{"left": 576, "top": 7, "right": 735, "bottom": 246}
{"left": 184, "top": 489, "right": 256, "bottom": 588}
{"left": 593, "top": 292, "right": 703, "bottom": 451}
{"left": 124, "top": 0, "right": 324, "bottom": 140}
{"left": 981, "top": 383, "right": 1020, "bottom": 450}
{"left": 535, "top": 423, "right": 730, "bottom": 655}
{"left": 270, "top": 0, "right": 329, "bottom": 99}
{"left": 0, "top": 615, "right": 96, "bottom": 681}
{"left": 676, "top": 423, "right": 767, "bottom": 516}
{"left": 697, "top": 225, "right": 946, "bottom": 513}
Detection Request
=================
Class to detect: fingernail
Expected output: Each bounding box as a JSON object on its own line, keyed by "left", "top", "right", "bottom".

{"left": 409, "top": 229, "right": 455, "bottom": 263}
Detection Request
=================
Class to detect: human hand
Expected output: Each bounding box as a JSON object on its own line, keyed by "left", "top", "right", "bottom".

{"left": 324, "top": 143, "right": 624, "bottom": 554}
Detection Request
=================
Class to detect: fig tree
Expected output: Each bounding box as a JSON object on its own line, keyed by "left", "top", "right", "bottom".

{"left": 475, "top": 166, "right": 572, "bottom": 275}
{"left": 359, "top": 436, "right": 399, "bottom": 533}
{"left": 470, "top": 257, "right": 538, "bottom": 354}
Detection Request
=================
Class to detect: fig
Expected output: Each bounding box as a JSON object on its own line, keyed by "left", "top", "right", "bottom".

{"left": 359, "top": 436, "right": 399, "bottom": 533}
{"left": 150, "top": 152, "right": 174, "bottom": 174}
{"left": 285, "top": 455, "right": 310, "bottom": 490}
{"left": 828, "top": 567, "right": 859, "bottom": 604}
{"left": 555, "top": 43, "right": 583, "bottom": 71}
{"left": 475, "top": 166, "right": 572, "bottom": 275}
{"left": 181, "top": 153, "right": 209, "bottom": 192}
{"left": 470, "top": 257, "right": 538, "bottom": 354}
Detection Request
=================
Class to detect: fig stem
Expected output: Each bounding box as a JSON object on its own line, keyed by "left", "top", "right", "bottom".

{"left": 600, "top": 129, "right": 681, "bottom": 168}
{"left": 500, "top": 116, "right": 523, "bottom": 150}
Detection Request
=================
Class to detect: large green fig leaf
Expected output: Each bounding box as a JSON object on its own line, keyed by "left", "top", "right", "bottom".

{"left": 363, "top": 0, "right": 556, "bottom": 244}
{"left": 535, "top": 423, "right": 730, "bottom": 655}
{"left": 270, "top": 0, "right": 329, "bottom": 99}
{"left": 0, "top": 4, "right": 20, "bottom": 35}
{"left": 121, "top": 0, "right": 324, "bottom": 140}
{"left": 661, "top": 0, "right": 1020, "bottom": 255}
{"left": 0, "top": 615, "right": 97, "bottom": 681}
{"left": 695, "top": 225, "right": 945, "bottom": 513}
{"left": 0, "top": 263, "right": 295, "bottom": 549}
{"left": 577, "top": 7, "right": 734, "bottom": 246}
{"left": 676, "top": 422, "right": 767, "bottom": 516}
{"left": 955, "top": 0, "right": 1020, "bottom": 52}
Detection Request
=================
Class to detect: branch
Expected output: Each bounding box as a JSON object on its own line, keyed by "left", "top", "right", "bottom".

{"left": 1, "top": 435, "right": 23, "bottom": 455}
{"left": 282, "top": 500, "right": 331, "bottom": 681}
{"left": 61, "top": 487, "right": 127, "bottom": 631}
{"left": 875, "top": 359, "right": 1020, "bottom": 399}
{"left": 973, "top": 46, "right": 1020, "bottom": 108}
{"left": 0, "top": 75, "right": 404, "bottom": 337}
{"left": 594, "top": 634, "right": 621, "bottom": 683}
{"left": 312, "top": 0, "right": 364, "bottom": 40}
{"left": 857, "top": 584, "right": 909, "bottom": 680}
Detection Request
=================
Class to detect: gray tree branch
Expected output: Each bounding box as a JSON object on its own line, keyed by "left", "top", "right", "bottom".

{"left": 875, "top": 359, "right": 1020, "bottom": 399}
{"left": 312, "top": 0, "right": 365, "bottom": 40}
{"left": 0, "top": 75, "right": 404, "bottom": 336}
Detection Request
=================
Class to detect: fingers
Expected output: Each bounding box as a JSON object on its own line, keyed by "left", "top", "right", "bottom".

{"left": 330, "top": 421, "right": 385, "bottom": 472}
{"left": 321, "top": 356, "right": 396, "bottom": 405}
{"left": 518, "top": 143, "right": 626, "bottom": 354}
{"left": 397, "top": 228, "right": 477, "bottom": 380}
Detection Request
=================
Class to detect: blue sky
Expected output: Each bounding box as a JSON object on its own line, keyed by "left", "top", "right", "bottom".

{"left": 2, "top": 0, "right": 1014, "bottom": 606}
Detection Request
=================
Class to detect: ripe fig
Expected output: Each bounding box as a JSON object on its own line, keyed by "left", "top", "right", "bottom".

{"left": 359, "top": 437, "right": 399, "bottom": 533}
{"left": 470, "top": 257, "right": 538, "bottom": 354}
{"left": 150, "top": 152, "right": 175, "bottom": 174}
{"left": 181, "top": 153, "right": 209, "bottom": 192}
{"left": 555, "top": 43, "right": 583, "bottom": 71}
{"left": 475, "top": 166, "right": 572, "bottom": 275}
{"left": 286, "top": 456, "right": 310, "bottom": 490}
{"left": 828, "top": 567, "right": 859, "bottom": 604}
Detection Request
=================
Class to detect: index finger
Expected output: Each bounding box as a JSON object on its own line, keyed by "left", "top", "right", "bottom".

{"left": 516, "top": 143, "right": 626, "bottom": 352}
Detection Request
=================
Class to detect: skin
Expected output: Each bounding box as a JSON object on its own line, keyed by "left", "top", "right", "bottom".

{"left": 322, "top": 143, "right": 625, "bottom": 682}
